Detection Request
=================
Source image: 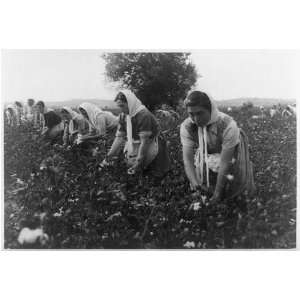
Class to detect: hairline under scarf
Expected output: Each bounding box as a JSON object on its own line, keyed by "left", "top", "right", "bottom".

{"left": 185, "top": 90, "right": 220, "bottom": 125}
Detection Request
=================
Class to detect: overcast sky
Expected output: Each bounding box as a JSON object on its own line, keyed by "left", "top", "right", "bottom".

{"left": 1, "top": 50, "right": 299, "bottom": 103}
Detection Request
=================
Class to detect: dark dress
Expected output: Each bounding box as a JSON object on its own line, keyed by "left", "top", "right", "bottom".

{"left": 117, "top": 110, "right": 171, "bottom": 177}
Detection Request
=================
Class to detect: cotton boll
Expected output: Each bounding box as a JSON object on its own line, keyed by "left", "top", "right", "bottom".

{"left": 16, "top": 178, "right": 25, "bottom": 185}
{"left": 18, "top": 228, "right": 44, "bottom": 245}
{"left": 207, "top": 154, "right": 221, "bottom": 173}
{"left": 183, "top": 241, "right": 195, "bottom": 248}
{"left": 226, "top": 174, "right": 234, "bottom": 181}
{"left": 76, "top": 134, "right": 83, "bottom": 144}
{"left": 18, "top": 228, "right": 30, "bottom": 244}
{"left": 191, "top": 202, "right": 201, "bottom": 211}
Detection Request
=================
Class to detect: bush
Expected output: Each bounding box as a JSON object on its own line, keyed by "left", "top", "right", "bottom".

{"left": 102, "top": 53, "right": 198, "bottom": 110}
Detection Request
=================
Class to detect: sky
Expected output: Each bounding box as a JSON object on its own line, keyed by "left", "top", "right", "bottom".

{"left": 1, "top": 49, "right": 299, "bottom": 103}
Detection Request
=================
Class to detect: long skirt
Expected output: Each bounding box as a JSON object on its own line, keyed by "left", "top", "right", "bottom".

{"left": 143, "top": 134, "right": 171, "bottom": 178}
{"left": 125, "top": 134, "right": 171, "bottom": 178}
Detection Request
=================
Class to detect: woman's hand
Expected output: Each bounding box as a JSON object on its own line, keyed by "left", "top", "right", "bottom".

{"left": 190, "top": 181, "right": 201, "bottom": 192}
{"left": 127, "top": 161, "right": 142, "bottom": 175}
{"left": 99, "top": 154, "right": 117, "bottom": 169}
{"left": 99, "top": 158, "right": 111, "bottom": 169}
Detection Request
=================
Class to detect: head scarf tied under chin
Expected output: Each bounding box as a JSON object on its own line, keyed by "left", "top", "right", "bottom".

{"left": 186, "top": 91, "right": 221, "bottom": 187}
{"left": 118, "top": 89, "right": 146, "bottom": 153}
{"left": 78, "top": 102, "right": 103, "bottom": 129}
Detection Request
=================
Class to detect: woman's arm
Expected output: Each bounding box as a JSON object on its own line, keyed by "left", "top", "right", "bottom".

{"left": 99, "top": 135, "right": 125, "bottom": 168}
{"left": 80, "top": 133, "right": 101, "bottom": 141}
{"left": 41, "top": 127, "right": 49, "bottom": 136}
{"left": 182, "top": 145, "right": 200, "bottom": 190}
{"left": 212, "top": 146, "right": 235, "bottom": 200}
{"left": 107, "top": 135, "right": 125, "bottom": 159}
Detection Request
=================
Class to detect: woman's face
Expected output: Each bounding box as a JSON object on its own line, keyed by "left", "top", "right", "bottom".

{"left": 79, "top": 108, "right": 89, "bottom": 120}
{"left": 187, "top": 105, "right": 211, "bottom": 127}
{"left": 116, "top": 100, "right": 129, "bottom": 114}
{"left": 37, "top": 104, "right": 44, "bottom": 114}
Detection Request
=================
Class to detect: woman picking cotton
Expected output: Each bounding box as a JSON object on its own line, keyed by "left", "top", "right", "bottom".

{"left": 33, "top": 101, "right": 45, "bottom": 128}
{"left": 5, "top": 105, "right": 17, "bottom": 126}
{"left": 36, "top": 101, "right": 64, "bottom": 143}
{"left": 24, "top": 98, "right": 36, "bottom": 122}
{"left": 180, "top": 91, "right": 255, "bottom": 204}
{"left": 60, "top": 107, "right": 89, "bottom": 146}
{"left": 100, "top": 90, "right": 170, "bottom": 178}
{"left": 14, "top": 101, "right": 24, "bottom": 126}
{"left": 78, "top": 103, "right": 118, "bottom": 145}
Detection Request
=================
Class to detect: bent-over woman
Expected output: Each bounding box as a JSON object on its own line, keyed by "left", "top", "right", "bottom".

{"left": 101, "top": 89, "right": 170, "bottom": 178}
{"left": 36, "top": 101, "right": 64, "bottom": 142}
{"left": 78, "top": 102, "right": 118, "bottom": 143}
{"left": 24, "top": 98, "right": 36, "bottom": 122}
{"left": 5, "top": 105, "right": 17, "bottom": 126}
{"left": 180, "top": 91, "right": 255, "bottom": 203}
{"left": 61, "top": 107, "right": 89, "bottom": 146}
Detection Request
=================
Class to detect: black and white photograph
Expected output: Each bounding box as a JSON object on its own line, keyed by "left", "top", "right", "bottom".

{"left": 2, "top": 50, "right": 297, "bottom": 249}
{"left": 1, "top": 1, "right": 300, "bottom": 299}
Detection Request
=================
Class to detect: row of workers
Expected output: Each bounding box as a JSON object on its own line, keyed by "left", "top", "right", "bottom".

{"left": 5, "top": 90, "right": 256, "bottom": 202}
{"left": 5, "top": 98, "right": 43, "bottom": 127}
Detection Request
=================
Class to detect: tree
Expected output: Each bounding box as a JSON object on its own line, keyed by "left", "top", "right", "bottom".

{"left": 102, "top": 53, "right": 198, "bottom": 110}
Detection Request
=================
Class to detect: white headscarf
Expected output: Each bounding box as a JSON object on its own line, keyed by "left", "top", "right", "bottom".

{"left": 187, "top": 93, "right": 220, "bottom": 187}
{"left": 118, "top": 89, "right": 146, "bottom": 153}
{"left": 62, "top": 106, "right": 82, "bottom": 121}
{"left": 7, "top": 104, "right": 15, "bottom": 112}
{"left": 6, "top": 105, "right": 16, "bottom": 122}
{"left": 78, "top": 102, "right": 103, "bottom": 129}
{"left": 62, "top": 106, "right": 84, "bottom": 133}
